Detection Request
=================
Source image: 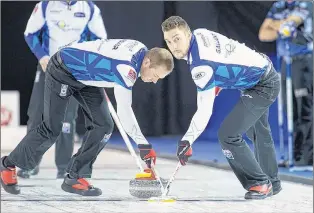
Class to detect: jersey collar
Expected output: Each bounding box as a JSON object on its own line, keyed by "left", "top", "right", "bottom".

{"left": 60, "top": 1, "right": 77, "bottom": 6}
{"left": 186, "top": 34, "right": 196, "bottom": 65}
{"left": 132, "top": 48, "right": 148, "bottom": 75}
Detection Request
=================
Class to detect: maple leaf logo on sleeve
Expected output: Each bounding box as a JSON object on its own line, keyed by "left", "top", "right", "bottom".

{"left": 127, "top": 69, "right": 137, "bottom": 83}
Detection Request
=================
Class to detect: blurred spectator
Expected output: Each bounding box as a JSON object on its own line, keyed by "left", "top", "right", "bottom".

{"left": 259, "top": 1, "right": 313, "bottom": 168}
{"left": 21, "top": 1, "right": 107, "bottom": 179}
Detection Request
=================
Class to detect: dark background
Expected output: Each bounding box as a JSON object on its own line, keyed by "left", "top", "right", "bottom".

{"left": 1, "top": 1, "right": 275, "bottom": 136}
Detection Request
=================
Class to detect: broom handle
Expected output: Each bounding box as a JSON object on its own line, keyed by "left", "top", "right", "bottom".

{"left": 162, "top": 162, "right": 182, "bottom": 196}
{"left": 104, "top": 90, "right": 144, "bottom": 172}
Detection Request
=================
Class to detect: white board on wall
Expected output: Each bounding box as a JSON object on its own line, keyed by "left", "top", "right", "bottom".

{"left": 1, "top": 91, "right": 20, "bottom": 126}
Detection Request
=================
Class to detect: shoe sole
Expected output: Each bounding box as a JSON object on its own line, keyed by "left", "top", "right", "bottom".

{"left": 61, "top": 182, "right": 102, "bottom": 196}
{"left": 273, "top": 186, "right": 282, "bottom": 195}
{"left": 17, "top": 168, "right": 39, "bottom": 179}
{"left": 245, "top": 190, "right": 273, "bottom": 200}
{"left": 56, "top": 173, "right": 66, "bottom": 179}
{"left": 29, "top": 170, "right": 39, "bottom": 176}
{"left": 17, "top": 172, "right": 30, "bottom": 179}
{"left": 0, "top": 179, "right": 20, "bottom": 195}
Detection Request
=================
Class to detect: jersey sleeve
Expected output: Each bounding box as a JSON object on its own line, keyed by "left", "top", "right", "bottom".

{"left": 24, "top": 2, "right": 48, "bottom": 60}
{"left": 191, "top": 65, "right": 215, "bottom": 91}
{"left": 114, "top": 85, "right": 149, "bottom": 145}
{"left": 265, "top": 3, "right": 279, "bottom": 19}
{"left": 290, "top": 2, "right": 310, "bottom": 21}
{"left": 87, "top": 2, "right": 108, "bottom": 40}
{"left": 116, "top": 64, "right": 138, "bottom": 90}
{"left": 181, "top": 88, "right": 216, "bottom": 144}
{"left": 180, "top": 65, "right": 216, "bottom": 144}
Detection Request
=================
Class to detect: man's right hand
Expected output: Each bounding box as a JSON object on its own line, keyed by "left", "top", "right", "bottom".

{"left": 278, "top": 21, "right": 297, "bottom": 39}
{"left": 177, "top": 140, "right": 192, "bottom": 166}
{"left": 138, "top": 144, "right": 157, "bottom": 168}
{"left": 39, "top": 56, "right": 50, "bottom": 72}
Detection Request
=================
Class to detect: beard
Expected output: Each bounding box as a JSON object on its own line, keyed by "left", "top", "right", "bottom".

{"left": 173, "top": 51, "right": 185, "bottom": 59}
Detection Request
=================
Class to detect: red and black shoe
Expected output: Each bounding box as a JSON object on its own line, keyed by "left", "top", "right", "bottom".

{"left": 0, "top": 157, "right": 20, "bottom": 195}
{"left": 272, "top": 181, "right": 282, "bottom": 195}
{"left": 245, "top": 181, "right": 273, "bottom": 200}
{"left": 61, "top": 174, "right": 102, "bottom": 196}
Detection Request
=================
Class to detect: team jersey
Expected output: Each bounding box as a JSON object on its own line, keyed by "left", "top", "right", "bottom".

{"left": 24, "top": 1, "right": 107, "bottom": 60}
{"left": 266, "top": 1, "right": 312, "bottom": 41}
{"left": 266, "top": 1, "right": 312, "bottom": 52}
{"left": 187, "top": 28, "right": 270, "bottom": 91}
{"left": 59, "top": 39, "right": 149, "bottom": 145}
{"left": 59, "top": 39, "right": 147, "bottom": 90}
{"left": 181, "top": 28, "right": 271, "bottom": 144}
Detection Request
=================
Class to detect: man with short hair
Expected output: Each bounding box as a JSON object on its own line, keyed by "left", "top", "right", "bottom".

{"left": 0, "top": 38, "right": 174, "bottom": 196}
{"left": 22, "top": 0, "right": 108, "bottom": 179}
{"left": 161, "top": 16, "right": 281, "bottom": 200}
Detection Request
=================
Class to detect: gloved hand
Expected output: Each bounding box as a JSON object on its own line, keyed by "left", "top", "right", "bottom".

{"left": 278, "top": 21, "right": 297, "bottom": 39}
{"left": 138, "top": 144, "right": 157, "bottom": 168}
{"left": 215, "top": 87, "right": 222, "bottom": 96}
{"left": 177, "top": 140, "right": 192, "bottom": 166}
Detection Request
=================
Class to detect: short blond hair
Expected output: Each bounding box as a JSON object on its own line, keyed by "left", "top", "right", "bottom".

{"left": 161, "top": 16, "right": 191, "bottom": 32}
{"left": 146, "top": 48, "right": 174, "bottom": 72}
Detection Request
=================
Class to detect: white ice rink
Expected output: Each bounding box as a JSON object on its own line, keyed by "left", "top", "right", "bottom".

{"left": 1, "top": 145, "right": 313, "bottom": 213}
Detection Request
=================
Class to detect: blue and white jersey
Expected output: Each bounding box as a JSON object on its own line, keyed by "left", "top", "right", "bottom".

{"left": 266, "top": 1, "right": 309, "bottom": 21}
{"left": 181, "top": 29, "right": 270, "bottom": 145}
{"left": 24, "top": 1, "right": 107, "bottom": 60}
{"left": 266, "top": 1, "right": 312, "bottom": 49}
{"left": 60, "top": 39, "right": 147, "bottom": 90}
{"left": 60, "top": 39, "right": 149, "bottom": 146}
{"left": 186, "top": 28, "right": 269, "bottom": 91}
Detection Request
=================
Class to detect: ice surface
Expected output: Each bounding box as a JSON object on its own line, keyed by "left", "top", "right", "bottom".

{"left": 1, "top": 145, "right": 313, "bottom": 213}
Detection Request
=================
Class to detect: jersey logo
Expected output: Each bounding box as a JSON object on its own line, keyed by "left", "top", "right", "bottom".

{"left": 210, "top": 33, "right": 221, "bottom": 54}
{"left": 127, "top": 69, "right": 137, "bottom": 82}
{"left": 196, "top": 32, "right": 210, "bottom": 47}
{"left": 50, "top": 9, "right": 62, "bottom": 13}
{"left": 57, "top": 21, "right": 66, "bottom": 29}
{"left": 113, "top": 40, "right": 127, "bottom": 50}
{"left": 224, "top": 42, "right": 236, "bottom": 58}
{"left": 74, "top": 12, "right": 86, "bottom": 18}
{"left": 192, "top": 72, "right": 205, "bottom": 80}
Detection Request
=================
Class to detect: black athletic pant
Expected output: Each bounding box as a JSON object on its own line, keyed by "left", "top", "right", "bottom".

{"left": 218, "top": 61, "right": 281, "bottom": 190}
{"left": 27, "top": 64, "right": 79, "bottom": 171}
{"left": 281, "top": 54, "right": 313, "bottom": 166}
{"left": 8, "top": 52, "right": 114, "bottom": 178}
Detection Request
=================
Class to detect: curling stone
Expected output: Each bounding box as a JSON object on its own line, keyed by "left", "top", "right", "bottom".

{"left": 129, "top": 168, "right": 168, "bottom": 198}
